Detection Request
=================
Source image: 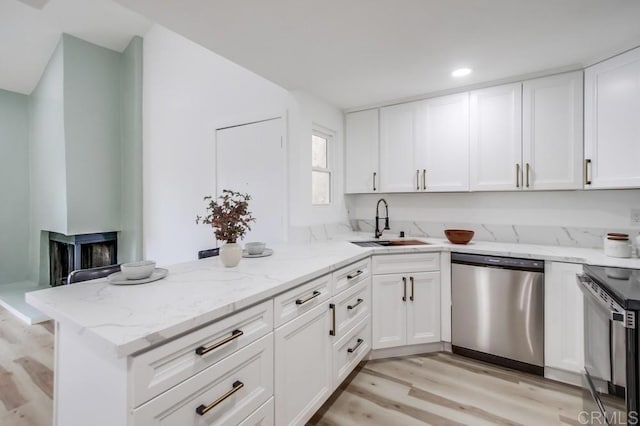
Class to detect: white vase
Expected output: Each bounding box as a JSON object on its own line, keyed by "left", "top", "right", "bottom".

{"left": 220, "top": 242, "right": 242, "bottom": 267}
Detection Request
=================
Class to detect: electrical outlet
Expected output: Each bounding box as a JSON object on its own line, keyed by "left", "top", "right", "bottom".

{"left": 631, "top": 209, "right": 640, "bottom": 226}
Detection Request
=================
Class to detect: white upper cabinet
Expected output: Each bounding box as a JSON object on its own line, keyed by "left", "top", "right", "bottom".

{"left": 469, "top": 83, "right": 523, "bottom": 191}
{"left": 345, "top": 109, "right": 379, "bottom": 193}
{"left": 585, "top": 47, "right": 640, "bottom": 189}
{"left": 417, "top": 93, "right": 470, "bottom": 191}
{"left": 379, "top": 101, "right": 422, "bottom": 192}
{"left": 522, "top": 72, "right": 584, "bottom": 190}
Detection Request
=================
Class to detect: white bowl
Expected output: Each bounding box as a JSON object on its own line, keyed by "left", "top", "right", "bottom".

{"left": 245, "top": 242, "right": 266, "bottom": 255}
{"left": 604, "top": 237, "right": 631, "bottom": 258}
{"left": 120, "top": 260, "right": 156, "bottom": 280}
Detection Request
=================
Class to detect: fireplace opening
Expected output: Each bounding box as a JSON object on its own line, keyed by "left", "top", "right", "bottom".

{"left": 49, "top": 232, "right": 117, "bottom": 286}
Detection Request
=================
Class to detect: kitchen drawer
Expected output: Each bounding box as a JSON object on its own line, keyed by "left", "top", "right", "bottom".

{"left": 273, "top": 273, "right": 331, "bottom": 327}
{"left": 372, "top": 253, "right": 440, "bottom": 275}
{"left": 130, "top": 300, "right": 273, "bottom": 407}
{"left": 332, "top": 258, "right": 371, "bottom": 295}
{"left": 132, "top": 334, "right": 273, "bottom": 426}
{"left": 333, "top": 316, "right": 371, "bottom": 388}
{"left": 331, "top": 278, "right": 371, "bottom": 340}
{"left": 239, "top": 397, "right": 274, "bottom": 426}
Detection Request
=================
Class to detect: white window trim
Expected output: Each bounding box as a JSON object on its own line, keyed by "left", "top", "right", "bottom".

{"left": 311, "top": 124, "right": 334, "bottom": 206}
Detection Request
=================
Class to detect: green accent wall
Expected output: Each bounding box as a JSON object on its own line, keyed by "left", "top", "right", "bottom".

{"left": 0, "top": 89, "right": 30, "bottom": 284}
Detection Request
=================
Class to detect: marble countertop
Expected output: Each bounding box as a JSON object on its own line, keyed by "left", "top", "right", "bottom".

{"left": 26, "top": 235, "right": 640, "bottom": 358}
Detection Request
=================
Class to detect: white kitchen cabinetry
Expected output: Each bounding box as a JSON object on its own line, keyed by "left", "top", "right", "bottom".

{"left": 585, "top": 46, "right": 640, "bottom": 188}
{"left": 418, "top": 93, "right": 470, "bottom": 191}
{"left": 345, "top": 109, "right": 380, "bottom": 193}
{"left": 544, "top": 262, "right": 584, "bottom": 381}
{"left": 522, "top": 71, "right": 584, "bottom": 190}
{"left": 469, "top": 83, "right": 523, "bottom": 191}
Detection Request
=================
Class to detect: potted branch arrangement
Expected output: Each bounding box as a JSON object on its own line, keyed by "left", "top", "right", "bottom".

{"left": 196, "top": 190, "right": 256, "bottom": 267}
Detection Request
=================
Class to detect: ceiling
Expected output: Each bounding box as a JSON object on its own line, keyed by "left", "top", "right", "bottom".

{"left": 0, "top": 0, "right": 151, "bottom": 95}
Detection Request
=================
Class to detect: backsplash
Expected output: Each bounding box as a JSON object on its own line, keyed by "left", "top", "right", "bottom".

{"left": 288, "top": 222, "right": 354, "bottom": 243}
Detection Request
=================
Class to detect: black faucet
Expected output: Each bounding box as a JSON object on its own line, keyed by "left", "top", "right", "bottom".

{"left": 374, "top": 198, "right": 390, "bottom": 239}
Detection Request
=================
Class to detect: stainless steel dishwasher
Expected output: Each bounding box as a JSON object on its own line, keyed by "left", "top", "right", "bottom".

{"left": 451, "top": 253, "right": 545, "bottom": 375}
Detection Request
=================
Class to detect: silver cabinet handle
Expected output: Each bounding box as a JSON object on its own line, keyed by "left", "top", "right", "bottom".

{"left": 516, "top": 163, "right": 520, "bottom": 188}
{"left": 422, "top": 169, "right": 426, "bottom": 190}
{"left": 347, "top": 270, "right": 363, "bottom": 280}
{"left": 296, "top": 290, "right": 321, "bottom": 305}
{"left": 585, "top": 159, "right": 592, "bottom": 185}
{"left": 347, "top": 338, "right": 364, "bottom": 353}
{"left": 402, "top": 277, "right": 407, "bottom": 302}
{"left": 525, "top": 163, "right": 530, "bottom": 188}
{"left": 329, "top": 303, "right": 336, "bottom": 336}
{"left": 410, "top": 276, "right": 415, "bottom": 301}
{"left": 347, "top": 298, "right": 364, "bottom": 310}
{"left": 373, "top": 172, "right": 377, "bottom": 191}
{"left": 416, "top": 170, "right": 420, "bottom": 190}
{"left": 195, "top": 329, "right": 243, "bottom": 356}
{"left": 196, "top": 380, "right": 244, "bottom": 415}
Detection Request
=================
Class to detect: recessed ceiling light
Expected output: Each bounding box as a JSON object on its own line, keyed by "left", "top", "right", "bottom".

{"left": 452, "top": 68, "right": 472, "bottom": 77}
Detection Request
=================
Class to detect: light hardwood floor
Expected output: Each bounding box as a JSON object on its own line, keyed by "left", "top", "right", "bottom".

{"left": 0, "top": 306, "right": 585, "bottom": 426}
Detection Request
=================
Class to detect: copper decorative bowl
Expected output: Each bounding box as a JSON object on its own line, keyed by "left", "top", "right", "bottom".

{"left": 444, "top": 229, "right": 475, "bottom": 244}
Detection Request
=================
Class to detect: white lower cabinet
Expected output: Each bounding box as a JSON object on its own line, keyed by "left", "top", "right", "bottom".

{"left": 333, "top": 316, "right": 371, "bottom": 387}
{"left": 239, "top": 398, "right": 274, "bottom": 426}
{"left": 407, "top": 272, "right": 441, "bottom": 345}
{"left": 544, "top": 262, "right": 584, "bottom": 377}
{"left": 274, "top": 302, "right": 332, "bottom": 426}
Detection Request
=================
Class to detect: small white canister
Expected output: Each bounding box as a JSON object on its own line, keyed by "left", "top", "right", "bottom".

{"left": 604, "top": 233, "right": 632, "bottom": 258}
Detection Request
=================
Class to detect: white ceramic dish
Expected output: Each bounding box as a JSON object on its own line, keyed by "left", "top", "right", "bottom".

{"left": 120, "top": 260, "right": 156, "bottom": 279}
{"left": 108, "top": 268, "right": 168, "bottom": 285}
{"left": 242, "top": 248, "right": 273, "bottom": 258}
{"left": 245, "top": 242, "right": 267, "bottom": 255}
{"left": 604, "top": 236, "right": 632, "bottom": 258}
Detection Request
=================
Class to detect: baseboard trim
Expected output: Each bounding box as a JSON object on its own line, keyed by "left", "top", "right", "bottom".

{"left": 368, "top": 342, "right": 443, "bottom": 360}
{"left": 544, "top": 366, "right": 583, "bottom": 387}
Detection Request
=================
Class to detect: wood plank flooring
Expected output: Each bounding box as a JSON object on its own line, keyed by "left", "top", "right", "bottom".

{"left": 0, "top": 307, "right": 53, "bottom": 426}
{"left": 309, "top": 352, "right": 584, "bottom": 426}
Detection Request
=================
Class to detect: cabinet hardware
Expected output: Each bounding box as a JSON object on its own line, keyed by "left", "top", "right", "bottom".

{"left": 410, "top": 276, "right": 415, "bottom": 301}
{"left": 373, "top": 172, "right": 377, "bottom": 191}
{"left": 585, "top": 159, "right": 592, "bottom": 185}
{"left": 195, "top": 329, "right": 243, "bottom": 356}
{"left": 347, "top": 270, "right": 363, "bottom": 280}
{"left": 296, "top": 290, "right": 321, "bottom": 305}
{"left": 402, "top": 277, "right": 407, "bottom": 302}
{"left": 195, "top": 380, "right": 244, "bottom": 415}
{"left": 515, "top": 163, "right": 520, "bottom": 188}
{"left": 416, "top": 170, "right": 420, "bottom": 190}
{"left": 347, "top": 298, "right": 364, "bottom": 310}
{"left": 422, "top": 169, "right": 426, "bottom": 190}
{"left": 347, "top": 338, "right": 364, "bottom": 353}
{"left": 525, "top": 163, "right": 530, "bottom": 188}
{"left": 329, "top": 303, "right": 336, "bottom": 336}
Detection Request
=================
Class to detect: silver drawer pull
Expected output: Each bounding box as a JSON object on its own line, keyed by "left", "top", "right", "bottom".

{"left": 195, "top": 329, "right": 243, "bottom": 356}
{"left": 347, "top": 298, "right": 364, "bottom": 310}
{"left": 195, "top": 380, "right": 244, "bottom": 415}
{"left": 347, "top": 270, "right": 363, "bottom": 280}
{"left": 296, "top": 290, "right": 321, "bottom": 305}
{"left": 347, "top": 338, "right": 364, "bottom": 353}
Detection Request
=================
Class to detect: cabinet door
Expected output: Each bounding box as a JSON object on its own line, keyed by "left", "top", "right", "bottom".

{"left": 585, "top": 47, "right": 640, "bottom": 189}
{"left": 406, "top": 272, "right": 441, "bottom": 345}
{"left": 418, "top": 93, "right": 470, "bottom": 192}
{"left": 345, "top": 109, "right": 379, "bottom": 193}
{"left": 544, "top": 262, "right": 584, "bottom": 374}
{"left": 379, "top": 102, "right": 421, "bottom": 192}
{"left": 372, "top": 275, "right": 406, "bottom": 349}
{"left": 274, "top": 303, "right": 332, "bottom": 426}
{"left": 523, "top": 72, "right": 583, "bottom": 190}
{"left": 470, "top": 83, "right": 523, "bottom": 191}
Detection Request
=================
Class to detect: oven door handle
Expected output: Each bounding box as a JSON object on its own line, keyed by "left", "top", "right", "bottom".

{"left": 576, "top": 274, "right": 635, "bottom": 329}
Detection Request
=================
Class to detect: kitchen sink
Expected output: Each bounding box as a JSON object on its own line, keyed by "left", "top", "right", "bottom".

{"left": 350, "top": 239, "right": 430, "bottom": 247}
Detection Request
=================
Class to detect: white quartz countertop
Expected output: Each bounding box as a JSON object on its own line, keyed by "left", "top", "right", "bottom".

{"left": 26, "top": 235, "right": 640, "bottom": 358}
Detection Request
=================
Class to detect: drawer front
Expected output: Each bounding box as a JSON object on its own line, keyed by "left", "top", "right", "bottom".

{"left": 372, "top": 253, "right": 440, "bottom": 274}
{"left": 331, "top": 278, "right": 371, "bottom": 340}
{"left": 273, "top": 273, "right": 331, "bottom": 328}
{"left": 130, "top": 300, "right": 273, "bottom": 407}
{"left": 332, "top": 258, "right": 371, "bottom": 295}
{"left": 239, "top": 397, "right": 273, "bottom": 426}
{"left": 132, "top": 334, "right": 273, "bottom": 426}
{"left": 333, "top": 316, "right": 371, "bottom": 388}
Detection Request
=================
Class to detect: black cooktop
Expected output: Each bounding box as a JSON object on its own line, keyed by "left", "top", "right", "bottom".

{"left": 584, "top": 264, "right": 640, "bottom": 310}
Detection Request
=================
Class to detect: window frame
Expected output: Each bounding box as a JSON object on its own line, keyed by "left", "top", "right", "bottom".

{"left": 311, "top": 125, "right": 334, "bottom": 206}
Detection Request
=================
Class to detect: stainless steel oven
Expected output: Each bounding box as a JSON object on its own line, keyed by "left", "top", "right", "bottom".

{"left": 577, "top": 270, "right": 639, "bottom": 425}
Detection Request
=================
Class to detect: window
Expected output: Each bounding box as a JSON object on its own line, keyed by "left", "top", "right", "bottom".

{"left": 311, "top": 129, "right": 332, "bottom": 205}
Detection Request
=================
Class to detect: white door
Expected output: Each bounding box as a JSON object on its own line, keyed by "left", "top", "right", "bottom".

{"left": 379, "top": 102, "right": 421, "bottom": 193}
{"left": 470, "top": 83, "right": 523, "bottom": 191}
{"left": 345, "top": 109, "right": 379, "bottom": 193}
{"left": 216, "top": 118, "right": 286, "bottom": 244}
{"left": 544, "top": 262, "right": 584, "bottom": 374}
{"left": 372, "top": 275, "right": 406, "bottom": 349}
{"left": 418, "top": 93, "right": 470, "bottom": 192}
{"left": 274, "top": 303, "right": 332, "bottom": 426}
{"left": 523, "top": 72, "right": 584, "bottom": 190}
{"left": 406, "top": 272, "right": 441, "bottom": 345}
{"left": 585, "top": 46, "right": 640, "bottom": 189}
